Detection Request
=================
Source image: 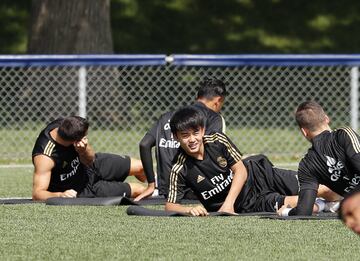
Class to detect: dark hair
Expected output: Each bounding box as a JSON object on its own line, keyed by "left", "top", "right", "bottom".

{"left": 295, "top": 101, "right": 327, "bottom": 131}
{"left": 57, "top": 116, "right": 89, "bottom": 141}
{"left": 196, "top": 77, "right": 227, "bottom": 100}
{"left": 170, "top": 106, "right": 205, "bottom": 134}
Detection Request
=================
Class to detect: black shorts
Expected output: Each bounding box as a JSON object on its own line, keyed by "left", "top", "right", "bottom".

{"left": 240, "top": 154, "right": 299, "bottom": 212}
{"left": 79, "top": 153, "right": 131, "bottom": 197}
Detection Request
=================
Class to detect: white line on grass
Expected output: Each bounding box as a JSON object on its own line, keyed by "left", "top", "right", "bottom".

{"left": 0, "top": 164, "right": 32, "bottom": 168}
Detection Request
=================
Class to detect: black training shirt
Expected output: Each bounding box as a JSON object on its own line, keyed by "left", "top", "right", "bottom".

{"left": 32, "top": 119, "right": 88, "bottom": 193}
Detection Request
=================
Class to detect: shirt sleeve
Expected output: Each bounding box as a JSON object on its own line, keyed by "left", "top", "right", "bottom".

{"left": 289, "top": 189, "right": 317, "bottom": 216}
{"left": 288, "top": 160, "right": 319, "bottom": 216}
{"left": 139, "top": 133, "right": 156, "bottom": 183}
{"left": 297, "top": 159, "right": 319, "bottom": 191}
{"left": 337, "top": 127, "right": 360, "bottom": 173}
{"left": 167, "top": 154, "right": 187, "bottom": 204}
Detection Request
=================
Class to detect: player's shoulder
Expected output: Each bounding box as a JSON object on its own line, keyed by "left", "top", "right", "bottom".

{"left": 334, "top": 126, "right": 359, "bottom": 138}
{"left": 170, "top": 151, "right": 188, "bottom": 174}
{"left": 203, "top": 132, "right": 228, "bottom": 143}
{"left": 32, "top": 119, "right": 61, "bottom": 157}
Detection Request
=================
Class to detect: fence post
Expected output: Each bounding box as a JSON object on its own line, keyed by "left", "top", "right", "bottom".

{"left": 351, "top": 67, "right": 359, "bottom": 131}
{"left": 78, "top": 66, "right": 87, "bottom": 118}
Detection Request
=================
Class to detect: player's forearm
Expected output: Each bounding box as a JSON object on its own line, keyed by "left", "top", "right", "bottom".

{"left": 32, "top": 190, "right": 62, "bottom": 201}
{"left": 223, "top": 173, "right": 247, "bottom": 206}
{"left": 139, "top": 136, "right": 156, "bottom": 183}
{"left": 223, "top": 163, "right": 248, "bottom": 206}
{"left": 288, "top": 189, "right": 317, "bottom": 216}
{"left": 165, "top": 202, "right": 193, "bottom": 214}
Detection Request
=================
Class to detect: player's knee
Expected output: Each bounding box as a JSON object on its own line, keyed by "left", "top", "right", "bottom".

{"left": 129, "top": 182, "right": 145, "bottom": 197}
{"left": 318, "top": 185, "right": 342, "bottom": 201}
{"left": 129, "top": 158, "right": 144, "bottom": 175}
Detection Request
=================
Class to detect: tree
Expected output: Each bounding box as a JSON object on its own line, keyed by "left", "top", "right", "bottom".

{"left": 28, "top": 0, "right": 113, "bottom": 54}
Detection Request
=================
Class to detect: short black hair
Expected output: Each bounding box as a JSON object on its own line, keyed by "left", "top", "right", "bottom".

{"left": 295, "top": 101, "right": 327, "bottom": 131}
{"left": 57, "top": 116, "right": 89, "bottom": 141}
{"left": 170, "top": 106, "right": 205, "bottom": 134}
{"left": 196, "top": 77, "right": 227, "bottom": 100}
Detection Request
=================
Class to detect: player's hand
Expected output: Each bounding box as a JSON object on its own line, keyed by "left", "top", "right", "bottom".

{"left": 218, "top": 203, "right": 235, "bottom": 214}
{"left": 61, "top": 189, "right": 77, "bottom": 198}
{"left": 134, "top": 183, "right": 155, "bottom": 201}
{"left": 277, "top": 204, "right": 292, "bottom": 216}
{"left": 74, "top": 136, "right": 88, "bottom": 154}
{"left": 188, "top": 205, "right": 209, "bottom": 216}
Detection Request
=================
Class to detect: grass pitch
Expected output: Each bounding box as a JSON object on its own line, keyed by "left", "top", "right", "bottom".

{"left": 0, "top": 167, "right": 359, "bottom": 260}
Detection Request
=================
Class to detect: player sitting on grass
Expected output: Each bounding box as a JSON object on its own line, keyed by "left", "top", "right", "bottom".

{"left": 164, "top": 106, "right": 332, "bottom": 216}
{"left": 278, "top": 101, "right": 356, "bottom": 217}
{"left": 32, "top": 116, "right": 146, "bottom": 201}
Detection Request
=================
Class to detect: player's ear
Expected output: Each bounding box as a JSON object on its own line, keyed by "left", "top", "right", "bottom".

{"left": 300, "top": 127, "right": 308, "bottom": 138}
{"left": 325, "top": 115, "right": 330, "bottom": 125}
{"left": 213, "top": 96, "right": 223, "bottom": 112}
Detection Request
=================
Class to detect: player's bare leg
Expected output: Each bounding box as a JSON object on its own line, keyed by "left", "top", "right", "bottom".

{"left": 129, "top": 158, "right": 146, "bottom": 182}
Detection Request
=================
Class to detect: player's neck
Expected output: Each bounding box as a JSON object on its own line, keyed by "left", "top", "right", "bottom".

{"left": 310, "top": 126, "right": 331, "bottom": 140}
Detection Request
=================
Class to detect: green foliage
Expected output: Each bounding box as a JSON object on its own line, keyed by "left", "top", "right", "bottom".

{"left": 0, "top": 0, "right": 30, "bottom": 54}
{"left": 2, "top": 0, "right": 360, "bottom": 54}
{"left": 111, "top": 0, "right": 360, "bottom": 54}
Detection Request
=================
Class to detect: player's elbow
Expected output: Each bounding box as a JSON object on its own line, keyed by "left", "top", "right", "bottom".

{"left": 32, "top": 191, "right": 42, "bottom": 201}
{"left": 165, "top": 202, "right": 175, "bottom": 211}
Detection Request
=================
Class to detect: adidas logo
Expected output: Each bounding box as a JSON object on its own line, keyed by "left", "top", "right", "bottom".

{"left": 197, "top": 175, "right": 205, "bottom": 183}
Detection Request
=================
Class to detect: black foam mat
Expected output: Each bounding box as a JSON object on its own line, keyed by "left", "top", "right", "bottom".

{"left": 46, "top": 196, "right": 138, "bottom": 206}
{"left": 261, "top": 213, "right": 339, "bottom": 220}
{"left": 0, "top": 198, "right": 43, "bottom": 204}
{"left": 0, "top": 196, "right": 199, "bottom": 206}
{"left": 137, "top": 196, "right": 200, "bottom": 205}
{"left": 126, "top": 205, "right": 276, "bottom": 217}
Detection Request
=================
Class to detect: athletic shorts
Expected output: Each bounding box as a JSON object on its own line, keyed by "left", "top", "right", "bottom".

{"left": 240, "top": 154, "right": 299, "bottom": 212}
{"left": 78, "top": 153, "right": 131, "bottom": 197}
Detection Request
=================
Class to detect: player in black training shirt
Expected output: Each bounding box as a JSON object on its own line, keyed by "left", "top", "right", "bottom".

{"left": 165, "top": 106, "right": 315, "bottom": 216}
{"left": 278, "top": 101, "right": 354, "bottom": 217}
{"left": 137, "top": 77, "right": 227, "bottom": 201}
{"left": 32, "top": 116, "right": 146, "bottom": 201}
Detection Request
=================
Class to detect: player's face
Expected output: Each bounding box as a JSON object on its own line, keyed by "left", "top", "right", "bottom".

{"left": 176, "top": 127, "right": 205, "bottom": 158}
{"left": 342, "top": 192, "right": 360, "bottom": 235}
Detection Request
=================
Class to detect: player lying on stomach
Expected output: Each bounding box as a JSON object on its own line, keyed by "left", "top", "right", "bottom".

{"left": 165, "top": 106, "right": 337, "bottom": 216}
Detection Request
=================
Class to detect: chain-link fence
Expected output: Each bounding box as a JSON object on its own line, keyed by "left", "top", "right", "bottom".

{"left": 0, "top": 55, "right": 359, "bottom": 163}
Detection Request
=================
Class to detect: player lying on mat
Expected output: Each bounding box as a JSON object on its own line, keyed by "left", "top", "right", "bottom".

{"left": 32, "top": 116, "right": 146, "bottom": 201}
{"left": 277, "top": 101, "right": 360, "bottom": 217}
{"left": 165, "top": 106, "right": 336, "bottom": 216}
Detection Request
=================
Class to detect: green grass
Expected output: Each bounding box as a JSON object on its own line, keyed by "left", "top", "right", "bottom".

{"left": 0, "top": 167, "right": 359, "bottom": 260}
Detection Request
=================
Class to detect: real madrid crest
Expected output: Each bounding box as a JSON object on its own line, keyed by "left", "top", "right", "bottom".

{"left": 217, "top": 156, "right": 227, "bottom": 168}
